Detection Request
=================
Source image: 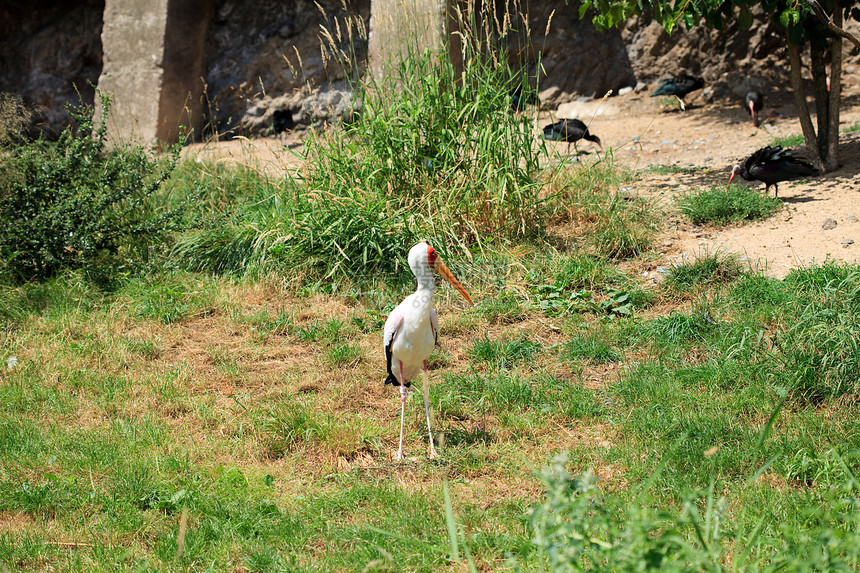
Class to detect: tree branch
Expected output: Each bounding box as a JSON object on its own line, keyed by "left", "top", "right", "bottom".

{"left": 801, "top": 0, "right": 860, "bottom": 52}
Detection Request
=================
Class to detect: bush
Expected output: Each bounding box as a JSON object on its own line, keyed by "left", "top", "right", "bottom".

{"left": 0, "top": 94, "right": 191, "bottom": 282}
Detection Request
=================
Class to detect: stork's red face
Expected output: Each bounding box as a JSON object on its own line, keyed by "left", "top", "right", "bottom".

{"left": 426, "top": 245, "right": 438, "bottom": 269}
{"left": 415, "top": 243, "right": 474, "bottom": 306}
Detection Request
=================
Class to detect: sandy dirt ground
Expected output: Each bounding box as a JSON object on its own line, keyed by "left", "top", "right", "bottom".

{"left": 183, "top": 88, "right": 860, "bottom": 279}
{"left": 552, "top": 89, "right": 860, "bottom": 279}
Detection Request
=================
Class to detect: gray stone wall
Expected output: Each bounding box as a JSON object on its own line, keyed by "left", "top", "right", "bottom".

{"left": 0, "top": 0, "right": 104, "bottom": 137}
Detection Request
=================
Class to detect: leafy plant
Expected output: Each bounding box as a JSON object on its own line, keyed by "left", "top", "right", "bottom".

{"left": 0, "top": 93, "right": 193, "bottom": 282}
{"left": 527, "top": 452, "right": 860, "bottom": 572}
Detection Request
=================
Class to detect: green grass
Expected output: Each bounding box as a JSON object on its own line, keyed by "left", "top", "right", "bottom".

{"left": 678, "top": 184, "right": 783, "bottom": 225}
{"left": 4, "top": 8, "right": 860, "bottom": 571}
{"left": 468, "top": 335, "right": 542, "bottom": 369}
{"left": 664, "top": 249, "right": 743, "bottom": 292}
{"left": 3, "top": 235, "right": 860, "bottom": 571}
{"left": 563, "top": 334, "right": 621, "bottom": 364}
{"left": 769, "top": 133, "right": 806, "bottom": 148}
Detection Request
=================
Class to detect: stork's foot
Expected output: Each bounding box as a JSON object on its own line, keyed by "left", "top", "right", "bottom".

{"left": 395, "top": 449, "right": 404, "bottom": 461}
{"left": 429, "top": 447, "right": 439, "bottom": 460}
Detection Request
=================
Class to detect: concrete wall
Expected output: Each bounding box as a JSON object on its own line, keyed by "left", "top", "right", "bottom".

{"left": 96, "top": 0, "right": 212, "bottom": 147}
{"left": 367, "top": 0, "right": 447, "bottom": 81}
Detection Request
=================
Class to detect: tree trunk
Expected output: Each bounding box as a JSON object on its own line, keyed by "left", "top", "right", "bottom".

{"left": 786, "top": 41, "right": 822, "bottom": 167}
{"left": 826, "top": 2, "right": 843, "bottom": 172}
{"left": 809, "top": 40, "right": 829, "bottom": 158}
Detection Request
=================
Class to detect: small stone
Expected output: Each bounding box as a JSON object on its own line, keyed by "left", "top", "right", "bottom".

{"left": 841, "top": 238, "right": 854, "bottom": 245}
{"left": 847, "top": 214, "right": 857, "bottom": 222}
{"left": 618, "top": 86, "right": 634, "bottom": 95}
{"left": 656, "top": 266, "right": 670, "bottom": 274}
{"left": 822, "top": 218, "right": 838, "bottom": 230}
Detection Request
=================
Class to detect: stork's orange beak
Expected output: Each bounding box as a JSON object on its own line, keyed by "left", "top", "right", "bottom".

{"left": 433, "top": 259, "right": 474, "bottom": 306}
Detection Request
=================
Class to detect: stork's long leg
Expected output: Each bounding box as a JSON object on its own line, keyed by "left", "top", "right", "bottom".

{"left": 422, "top": 361, "right": 439, "bottom": 459}
{"left": 396, "top": 362, "right": 406, "bottom": 461}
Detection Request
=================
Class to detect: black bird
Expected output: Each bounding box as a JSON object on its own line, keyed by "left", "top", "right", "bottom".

{"left": 510, "top": 84, "right": 539, "bottom": 111}
{"left": 745, "top": 91, "right": 764, "bottom": 127}
{"left": 543, "top": 118, "right": 602, "bottom": 154}
{"left": 272, "top": 109, "right": 295, "bottom": 134}
{"left": 729, "top": 146, "right": 819, "bottom": 197}
{"left": 651, "top": 74, "right": 705, "bottom": 103}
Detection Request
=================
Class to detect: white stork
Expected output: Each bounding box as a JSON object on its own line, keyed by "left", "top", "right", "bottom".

{"left": 383, "top": 242, "right": 474, "bottom": 460}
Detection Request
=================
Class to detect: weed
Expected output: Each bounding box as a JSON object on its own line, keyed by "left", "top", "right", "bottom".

{"left": 526, "top": 452, "right": 860, "bottom": 572}
{"left": 475, "top": 291, "right": 528, "bottom": 323}
{"left": 295, "top": 318, "right": 344, "bottom": 343}
{"left": 777, "top": 270, "right": 860, "bottom": 401}
{"left": 647, "top": 310, "right": 721, "bottom": 345}
{"left": 0, "top": 92, "right": 31, "bottom": 147}
{"left": 123, "top": 272, "right": 222, "bottom": 324}
{"left": 553, "top": 254, "right": 630, "bottom": 292}
{"left": 325, "top": 343, "right": 363, "bottom": 367}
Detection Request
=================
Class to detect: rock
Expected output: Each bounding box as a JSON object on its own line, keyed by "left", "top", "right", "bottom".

{"left": 841, "top": 238, "right": 854, "bottom": 245}
{"left": 822, "top": 218, "right": 838, "bottom": 230}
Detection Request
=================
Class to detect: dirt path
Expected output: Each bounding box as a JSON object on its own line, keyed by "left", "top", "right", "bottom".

{"left": 183, "top": 89, "right": 860, "bottom": 279}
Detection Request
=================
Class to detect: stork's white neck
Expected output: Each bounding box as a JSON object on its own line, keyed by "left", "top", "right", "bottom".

{"left": 416, "top": 271, "right": 435, "bottom": 293}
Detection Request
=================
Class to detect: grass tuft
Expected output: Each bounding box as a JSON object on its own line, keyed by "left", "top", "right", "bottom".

{"left": 665, "top": 250, "right": 742, "bottom": 292}
{"left": 678, "top": 184, "right": 782, "bottom": 225}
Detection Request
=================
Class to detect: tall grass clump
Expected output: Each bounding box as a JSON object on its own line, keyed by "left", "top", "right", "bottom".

{"left": 175, "top": 3, "right": 548, "bottom": 281}
{"left": 0, "top": 94, "right": 193, "bottom": 283}
{"left": 307, "top": 3, "right": 547, "bottom": 244}
{"left": 678, "top": 184, "right": 782, "bottom": 225}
